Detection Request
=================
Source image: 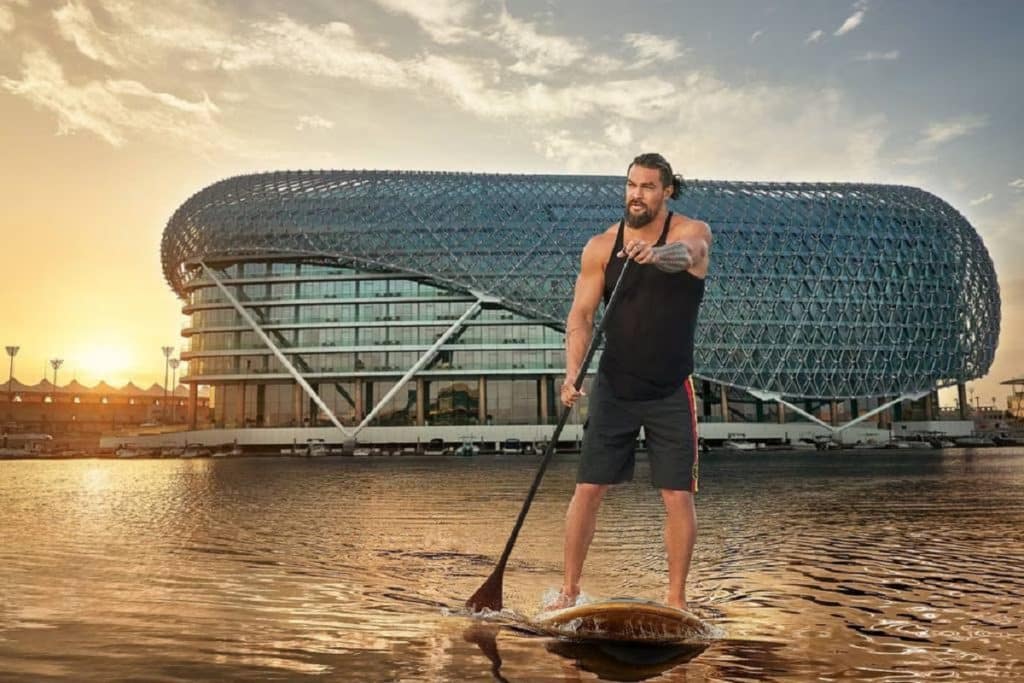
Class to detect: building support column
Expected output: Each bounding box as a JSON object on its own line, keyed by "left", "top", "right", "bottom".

{"left": 256, "top": 384, "right": 266, "bottom": 426}
{"left": 355, "top": 379, "right": 365, "bottom": 421}
{"left": 237, "top": 383, "right": 246, "bottom": 427}
{"left": 720, "top": 383, "right": 730, "bottom": 423}
{"left": 308, "top": 382, "right": 319, "bottom": 425}
{"left": 957, "top": 383, "right": 968, "bottom": 420}
{"left": 478, "top": 376, "right": 487, "bottom": 424}
{"left": 292, "top": 383, "right": 303, "bottom": 426}
{"left": 850, "top": 399, "right": 859, "bottom": 419}
{"left": 777, "top": 401, "right": 785, "bottom": 424}
{"left": 539, "top": 375, "right": 549, "bottom": 424}
{"left": 188, "top": 383, "right": 198, "bottom": 430}
{"left": 416, "top": 378, "right": 426, "bottom": 426}
{"left": 830, "top": 400, "right": 839, "bottom": 426}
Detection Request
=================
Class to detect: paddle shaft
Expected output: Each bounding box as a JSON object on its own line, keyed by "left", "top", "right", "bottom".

{"left": 468, "top": 260, "right": 632, "bottom": 609}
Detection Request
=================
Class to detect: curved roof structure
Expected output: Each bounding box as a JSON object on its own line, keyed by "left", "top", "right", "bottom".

{"left": 162, "top": 170, "right": 1000, "bottom": 399}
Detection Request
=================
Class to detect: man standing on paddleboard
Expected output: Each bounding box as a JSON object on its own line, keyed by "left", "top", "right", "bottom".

{"left": 552, "top": 152, "right": 712, "bottom": 612}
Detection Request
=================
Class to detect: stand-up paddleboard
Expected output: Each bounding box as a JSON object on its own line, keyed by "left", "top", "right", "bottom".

{"left": 523, "top": 598, "right": 710, "bottom": 645}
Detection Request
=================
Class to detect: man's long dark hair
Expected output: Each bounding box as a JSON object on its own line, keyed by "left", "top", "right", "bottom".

{"left": 627, "top": 153, "right": 683, "bottom": 199}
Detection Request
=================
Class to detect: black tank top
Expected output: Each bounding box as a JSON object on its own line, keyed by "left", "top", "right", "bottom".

{"left": 598, "top": 213, "right": 706, "bottom": 400}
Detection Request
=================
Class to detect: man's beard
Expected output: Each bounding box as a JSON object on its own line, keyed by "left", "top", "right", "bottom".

{"left": 624, "top": 201, "right": 655, "bottom": 228}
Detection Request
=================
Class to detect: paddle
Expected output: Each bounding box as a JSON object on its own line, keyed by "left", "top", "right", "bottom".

{"left": 466, "top": 259, "right": 632, "bottom": 612}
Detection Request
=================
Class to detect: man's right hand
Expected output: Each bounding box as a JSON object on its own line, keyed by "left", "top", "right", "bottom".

{"left": 560, "top": 376, "right": 584, "bottom": 407}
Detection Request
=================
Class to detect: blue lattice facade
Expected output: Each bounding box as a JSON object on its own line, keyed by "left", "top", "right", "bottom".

{"left": 163, "top": 170, "right": 999, "bottom": 427}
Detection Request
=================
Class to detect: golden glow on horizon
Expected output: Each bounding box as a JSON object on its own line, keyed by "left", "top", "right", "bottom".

{"left": 72, "top": 343, "right": 137, "bottom": 386}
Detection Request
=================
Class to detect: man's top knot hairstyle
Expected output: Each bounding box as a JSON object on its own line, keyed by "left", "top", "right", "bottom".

{"left": 628, "top": 152, "right": 684, "bottom": 200}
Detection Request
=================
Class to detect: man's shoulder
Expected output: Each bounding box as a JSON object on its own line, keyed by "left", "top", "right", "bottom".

{"left": 669, "top": 214, "right": 712, "bottom": 240}
{"left": 579, "top": 223, "right": 619, "bottom": 268}
{"left": 584, "top": 223, "right": 620, "bottom": 250}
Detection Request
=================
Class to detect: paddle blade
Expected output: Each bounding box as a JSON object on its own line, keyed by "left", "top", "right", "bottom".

{"left": 465, "top": 565, "right": 504, "bottom": 613}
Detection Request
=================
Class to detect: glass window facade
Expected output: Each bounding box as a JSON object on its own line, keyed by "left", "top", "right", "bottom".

{"left": 181, "top": 260, "right": 573, "bottom": 428}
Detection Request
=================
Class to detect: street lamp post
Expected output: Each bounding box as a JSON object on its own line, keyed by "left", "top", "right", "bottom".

{"left": 49, "top": 359, "right": 63, "bottom": 434}
{"left": 49, "top": 358, "right": 63, "bottom": 390}
{"left": 169, "top": 358, "right": 180, "bottom": 423}
{"left": 5, "top": 346, "right": 18, "bottom": 419}
{"left": 161, "top": 346, "right": 174, "bottom": 423}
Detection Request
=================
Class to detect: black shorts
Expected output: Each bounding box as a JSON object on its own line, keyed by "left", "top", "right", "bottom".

{"left": 578, "top": 373, "right": 700, "bottom": 492}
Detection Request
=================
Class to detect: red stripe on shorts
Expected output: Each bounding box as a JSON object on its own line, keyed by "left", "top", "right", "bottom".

{"left": 684, "top": 376, "right": 699, "bottom": 492}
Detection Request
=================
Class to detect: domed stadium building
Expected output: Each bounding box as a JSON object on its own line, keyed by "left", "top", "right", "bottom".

{"left": 156, "top": 170, "right": 1000, "bottom": 450}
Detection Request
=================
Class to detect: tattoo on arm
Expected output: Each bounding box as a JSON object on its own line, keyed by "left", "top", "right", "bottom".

{"left": 651, "top": 242, "right": 694, "bottom": 273}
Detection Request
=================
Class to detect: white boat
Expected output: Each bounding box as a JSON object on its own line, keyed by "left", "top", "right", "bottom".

{"left": 305, "top": 439, "right": 329, "bottom": 457}
{"left": 116, "top": 446, "right": 145, "bottom": 458}
{"left": 722, "top": 439, "right": 757, "bottom": 451}
{"left": 162, "top": 447, "right": 184, "bottom": 458}
{"left": 454, "top": 437, "right": 480, "bottom": 457}
{"left": 501, "top": 438, "right": 525, "bottom": 455}
{"left": 181, "top": 446, "right": 210, "bottom": 458}
{"left": 954, "top": 436, "right": 996, "bottom": 447}
{"left": 212, "top": 444, "right": 243, "bottom": 458}
{"left": 885, "top": 440, "right": 913, "bottom": 449}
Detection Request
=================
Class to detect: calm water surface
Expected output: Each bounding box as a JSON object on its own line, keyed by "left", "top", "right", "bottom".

{"left": 2, "top": 449, "right": 1023, "bottom": 681}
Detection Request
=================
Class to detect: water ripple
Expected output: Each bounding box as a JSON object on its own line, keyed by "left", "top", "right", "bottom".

{"left": 1, "top": 451, "right": 1023, "bottom": 681}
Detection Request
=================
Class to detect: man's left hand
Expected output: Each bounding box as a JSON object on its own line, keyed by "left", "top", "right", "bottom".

{"left": 618, "top": 239, "right": 656, "bottom": 264}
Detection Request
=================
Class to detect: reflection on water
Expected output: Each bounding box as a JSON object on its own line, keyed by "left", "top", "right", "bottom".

{"left": 1, "top": 450, "right": 1023, "bottom": 681}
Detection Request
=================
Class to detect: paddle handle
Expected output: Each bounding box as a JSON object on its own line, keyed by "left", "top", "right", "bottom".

{"left": 491, "top": 259, "right": 632, "bottom": 572}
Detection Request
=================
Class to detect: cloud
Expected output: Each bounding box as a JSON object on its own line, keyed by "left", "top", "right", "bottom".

{"left": 805, "top": 30, "right": 824, "bottom": 44}
{"left": 854, "top": 50, "right": 900, "bottom": 61}
{"left": 0, "top": 0, "right": 28, "bottom": 33}
{"left": 604, "top": 122, "right": 633, "bottom": 146}
{"left": 296, "top": 114, "right": 335, "bottom": 131}
{"left": 536, "top": 129, "right": 619, "bottom": 172}
{"left": 749, "top": 30, "right": 764, "bottom": 45}
{"left": 654, "top": 77, "right": 891, "bottom": 182}
{"left": 1010, "top": 178, "right": 1024, "bottom": 190}
{"left": 370, "top": 0, "right": 476, "bottom": 44}
{"left": 969, "top": 193, "right": 994, "bottom": 206}
{"left": 0, "top": 49, "right": 227, "bottom": 149}
{"left": 624, "top": 33, "right": 684, "bottom": 67}
{"left": 919, "top": 114, "right": 988, "bottom": 148}
{"left": 493, "top": 11, "right": 585, "bottom": 77}
{"left": 2, "top": 2, "right": 901, "bottom": 184}
{"left": 410, "top": 51, "right": 681, "bottom": 122}
{"left": 530, "top": 72, "right": 894, "bottom": 184}
{"left": 834, "top": 2, "right": 867, "bottom": 36}
{"left": 217, "top": 17, "right": 412, "bottom": 90}
{"left": 53, "top": 1, "right": 123, "bottom": 67}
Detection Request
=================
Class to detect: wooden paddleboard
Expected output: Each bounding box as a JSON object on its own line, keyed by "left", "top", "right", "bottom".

{"left": 525, "top": 598, "right": 709, "bottom": 644}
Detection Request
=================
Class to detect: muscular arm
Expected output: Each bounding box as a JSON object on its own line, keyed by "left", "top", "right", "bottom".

{"left": 563, "top": 235, "right": 607, "bottom": 392}
{"left": 621, "top": 218, "right": 712, "bottom": 276}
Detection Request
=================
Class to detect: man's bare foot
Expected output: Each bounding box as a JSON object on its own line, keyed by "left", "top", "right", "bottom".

{"left": 666, "top": 599, "right": 688, "bottom": 612}
{"left": 543, "top": 591, "right": 579, "bottom": 611}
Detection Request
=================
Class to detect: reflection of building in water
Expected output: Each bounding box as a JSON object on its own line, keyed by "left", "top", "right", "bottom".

{"left": 153, "top": 170, "right": 1000, "bottom": 445}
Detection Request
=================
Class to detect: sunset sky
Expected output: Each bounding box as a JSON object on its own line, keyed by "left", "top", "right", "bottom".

{"left": 1, "top": 0, "right": 1021, "bottom": 406}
